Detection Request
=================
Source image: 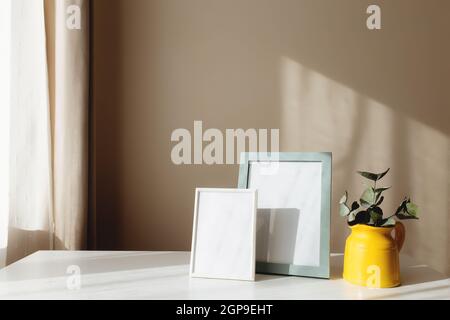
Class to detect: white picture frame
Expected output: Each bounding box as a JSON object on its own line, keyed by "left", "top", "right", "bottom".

{"left": 190, "top": 188, "right": 257, "bottom": 281}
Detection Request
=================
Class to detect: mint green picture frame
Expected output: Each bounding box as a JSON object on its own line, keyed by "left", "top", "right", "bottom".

{"left": 238, "top": 152, "right": 331, "bottom": 279}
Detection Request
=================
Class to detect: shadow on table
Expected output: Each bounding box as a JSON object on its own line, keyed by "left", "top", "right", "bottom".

{"left": 400, "top": 264, "right": 448, "bottom": 286}
{"left": 367, "top": 283, "right": 450, "bottom": 300}
{"left": 254, "top": 254, "right": 343, "bottom": 283}
{"left": 254, "top": 273, "right": 289, "bottom": 282}
{"left": 330, "top": 253, "right": 448, "bottom": 286}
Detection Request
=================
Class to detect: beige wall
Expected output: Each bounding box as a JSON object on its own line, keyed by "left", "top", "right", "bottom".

{"left": 91, "top": 0, "right": 450, "bottom": 275}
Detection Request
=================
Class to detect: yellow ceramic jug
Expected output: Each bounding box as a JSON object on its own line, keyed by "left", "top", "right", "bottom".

{"left": 343, "top": 222, "right": 405, "bottom": 288}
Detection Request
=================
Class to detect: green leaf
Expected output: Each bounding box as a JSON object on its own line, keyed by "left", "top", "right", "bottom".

{"left": 375, "top": 187, "right": 391, "bottom": 202}
{"left": 357, "top": 168, "right": 390, "bottom": 182}
{"left": 395, "top": 198, "right": 419, "bottom": 220}
{"left": 340, "top": 203, "right": 351, "bottom": 217}
{"left": 369, "top": 206, "right": 383, "bottom": 226}
{"left": 406, "top": 202, "right": 419, "bottom": 218}
{"left": 360, "top": 187, "right": 376, "bottom": 207}
{"left": 350, "top": 201, "right": 360, "bottom": 212}
{"left": 360, "top": 199, "right": 371, "bottom": 208}
{"left": 356, "top": 211, "right": 371, "bottom": 225}
{"left": 375, "top": 196, "right": 385, "bottom": 206}
{"left": 339, "top": 191, "right": 348, "bottom": 205}
{"left": 348, "top": 211, "right": 371, "bottom": 226}
{"left": 340, "top": 193, "right": 360, "bottom": 218}
{"left": 380, "top": 217, "right": 396, "bottom": 227}
{"left": 395, "top": 198, "right": 408, "bottom": 214}
{"left": 375, "top": 187, "right": 391, "bottom": 194}
{"left": 348, "top": 211, "right": 356, "bottom": 223}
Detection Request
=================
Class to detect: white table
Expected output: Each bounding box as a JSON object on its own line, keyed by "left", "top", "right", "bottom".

{"left": 0, "top": 251, "right": 448, "bottom": 300}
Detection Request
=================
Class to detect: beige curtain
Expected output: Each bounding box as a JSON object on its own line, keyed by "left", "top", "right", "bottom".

{"left": 6, "top": 0, "right": 89, "bottom": 265}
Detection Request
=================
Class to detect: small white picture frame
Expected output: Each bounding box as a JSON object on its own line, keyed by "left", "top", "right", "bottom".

{"left": 190, "top": 188, "right": 257, "bottom": 281}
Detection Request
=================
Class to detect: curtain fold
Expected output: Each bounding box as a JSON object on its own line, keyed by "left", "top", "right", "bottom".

{"left": 6, "top": 0, "right": 89, "bottom": 265}
{"left": 53, "top": 0, "right": 90, "bottom": 250}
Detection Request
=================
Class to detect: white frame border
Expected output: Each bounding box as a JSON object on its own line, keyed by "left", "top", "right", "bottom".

{"left": 190, "top": 188, "right": 257, "bottom": 281}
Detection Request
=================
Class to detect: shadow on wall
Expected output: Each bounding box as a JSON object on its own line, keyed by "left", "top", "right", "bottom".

{"left": 91, "top": 0, "right": 125, "bottom": 250}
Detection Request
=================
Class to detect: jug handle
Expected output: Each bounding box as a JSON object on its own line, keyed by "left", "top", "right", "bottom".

{"left": 394, "top": 221, "right": 405, "bottom": 252}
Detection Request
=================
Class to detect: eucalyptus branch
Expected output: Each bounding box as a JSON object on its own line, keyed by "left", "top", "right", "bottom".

{"left": 339, "top": 168, "right": 419, "bottom": 227}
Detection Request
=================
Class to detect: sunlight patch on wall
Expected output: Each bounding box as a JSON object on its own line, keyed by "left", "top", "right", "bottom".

{"left": 280, "top": 57, "right": 449, "bottom": 274}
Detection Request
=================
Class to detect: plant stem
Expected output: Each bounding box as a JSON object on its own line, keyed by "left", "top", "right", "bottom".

{"left": 385, "top": 213, "right": 396, "bottom": 220}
